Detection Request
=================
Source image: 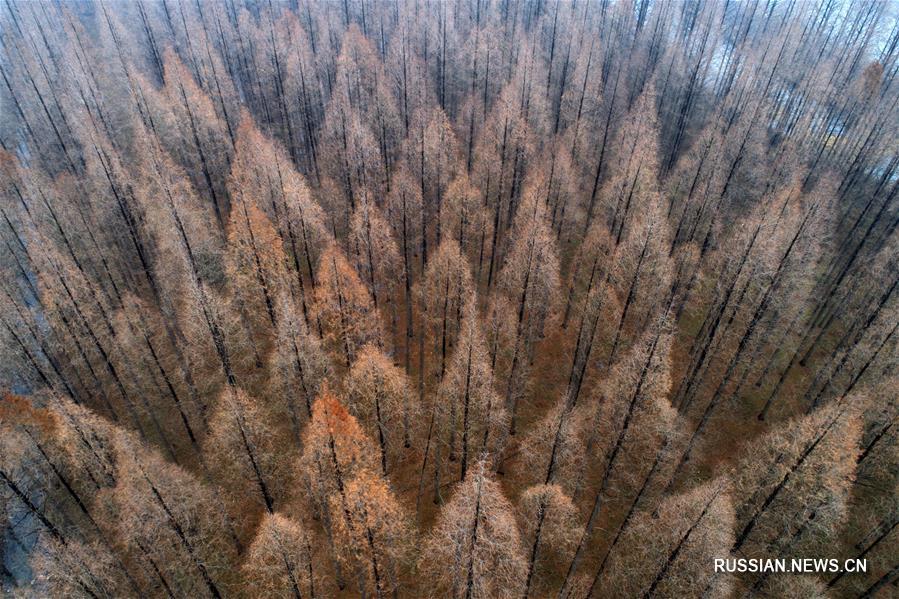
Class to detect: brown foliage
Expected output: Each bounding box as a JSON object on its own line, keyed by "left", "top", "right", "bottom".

{"left": 421, "top": 461, "right": 527, "bottom": 598}
{"left": 313, "top": 243, "right": 384, "bottom": 367}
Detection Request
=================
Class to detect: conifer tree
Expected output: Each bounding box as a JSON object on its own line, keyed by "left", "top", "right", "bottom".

{"left": 421, "top": 460, "right": 527, "bottom": 599}
{"left": 243, "top": 513, "right": 317, "bottom": 599}
{"left": 562, "top": 320, "right": 676, "bottom": 593}
{"left": 269, "top": 294, "right": 332, "bottom": 446}
{"left": 154, "top": 50, "right": 234, "bottom": 228}
{"left": 441, "top": 173, "right": 493, "bottom": 274}
{"left": 435, "top": 307, "right": 508, "bottom": 485}
{"left": 591, "top": 481, "right": 735, "bottom": 599}
{"left": 728, "top": 400, "right": 861, "bottom": 594}
{"left": 228, "top": 115, "right": 332, "bottom": 327}
{"left": 299, "top": 388, "right": 379, "bottom": 587}
{"left": 829, "top": 380, "right": 898, "bottom": 597}
{"left": 384, "top": 166, "right": 425, "bottom": 373}
{"left": 518, "top": 484, "right": 581, "bottom": 598}
{"left": 348, "top": 194, "right": 403, "bottom": 343}
{"left": 344, "top": 344, "right": 416, "bottom": 474}
{"left": 329, "top": 470, "right": 412, "bottom": 598}
{"left": 497, "top": 184, "right": 561, "bottom": 433}
{"left": 225, "top": 151, "right": 292, "bottom": 339}
{"left": 204, "top": 387, "right": 289, "bottom": 540}
{"left": 110, "top": 430, "right": 237, "bottom": 598}
{"left": 313, "top": 243, "right": 383, "bottom": 367}
{"left": 417, "top": 238, "right": 475, "bottom": 385}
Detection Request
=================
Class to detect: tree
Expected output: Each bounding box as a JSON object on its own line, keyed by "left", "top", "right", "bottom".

{"left": 32, "top": 391, "right": 118, "bottom": 491}
{"left": 33, "top": 239, "right": 151, "bottom": 439}
{"left": 727, "top": 400, "right": 861, "bottom": 594}
{"left": 591, "top": 480, "right": 735, "bottom": 598}
{"left": 320, "top": 38, "right": 384, "bottom": 212}
{"left": 0, "top": 393, "right": 143, "bottom": 596}
{"left": 111, "top": 293, "right": 207, "bottom": 467}
{"left": 348, "top": 194, "right": 403, "bottom": 345}
{"left": 272, "top": 9, "right": 326, "bottom": 178}
{"left": 243, "top": 513, "right": 317, "bottom": 599}
{"left": 344, "top": 344, "right": 416, "bottom": 474}
{"left": 328, "top": 470, "right": 412, "bottom": 598}
{"left": 227, "top": 115, "right": 332, "bottom": 328}
{"left": 0, "top": 230, "right": 71, "bottom": 398}
{"left": 203, "top": 387, "right": 290, "bottom": 541}
{"left": 483, "top": 293, "right": 517, "bottom": 375}
{"left": 435, "top": 307, "right": 508, "bottom": 485}
{"left": 29, "top": 536, "right": 133, "bottom": 599}
{"left": 152, "top": 51, "right": 234, "bottom": 228}
{"left": 420, "top": 461, "right": 527, "bottom": 599}
{"left": 132, "top": 134, "right": 238, "bottom": 393}
{"left": 672, "top": 179, "right": 833, "bottom": 433}
{"left": 384, "top": 166, "right": 425, "bottom": 374}
{"left": 441, "top": 173, "right": 492, "bottom": 276}
{"left": 518, "top": 484, "right": 581, "bottom": 598}
{"left": 604, "top": 200, "right": 672, "bottom": 366}
{"left": 269, "top": 294, "right": 332, "bottom": 446}
{"left": 299, "top": 388, "right": 379, "bottom": 587}
{"left": 329, "top": 25, "right": 384, "bottom": 122}
{"left": 300, "top": 388, "right": 379, "bottom": 509}
{"left": 471, "top": 82, "right": 533, "bottom": 290}
{"left": 409, "top": 106, "right": 461, "bottom": 245}
{"left": 561, "top": 319, "right": 676, "bottom": 594}
{"left": 312, "top": 243, "right": 383, "bottom": 367}
{"left": 224, "top": 194, "right": 290, "bottom": 350}
{"left": 829, "top": 380, "right": 898, "bottom": 597}
{"left": 110, "top": 430, "right": 237, "bottom": 598}
{"left": 561, "top": 222, "right": 619, "bottom": 407}
{"left": 557, "top": 26, "right": 603, "bottom": 163}
{"left": 1, "top": 392, "right": 116, "bottom": 517}
{"left": 588, "top": 84, "right": 661, "bottom": 239}
{"left": 520, "top": 395, "right": 593, "bottom": 496}
{"left": 496, "top": 186, "right": 561, "bottom": 433}
{"left": 539, "top": 142, "right": 580, "bottom": 239}
{"left": 417, "top": 238, "right": 475, "bottom": 386}
{"left": 799, "top": 235, "right": 898, "bottom": 416}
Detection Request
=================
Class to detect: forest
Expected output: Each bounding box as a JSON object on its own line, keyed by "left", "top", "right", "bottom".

{"left": 0, "top": 0, "right": 897, "bottom": 597}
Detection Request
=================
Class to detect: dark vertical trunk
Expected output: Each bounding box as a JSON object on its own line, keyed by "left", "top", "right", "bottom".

{"left": 463, "top": 476, "right": 483, "bottom": 599}
{"left": 522, "top": 498, "right": 547, "bottom": 599}
{"left": 561, "top": 324, "right": 664, "bottom": 595}
{"left": 141, "top": 470, "right": 223, "bottom": 599}
{"left": 460, "top": 339, "right": 474, "bottom": 480}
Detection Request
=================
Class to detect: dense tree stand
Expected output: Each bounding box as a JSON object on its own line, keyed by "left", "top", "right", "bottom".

{"left": 1, "top": 1, "right": 897, "bottom": 597}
